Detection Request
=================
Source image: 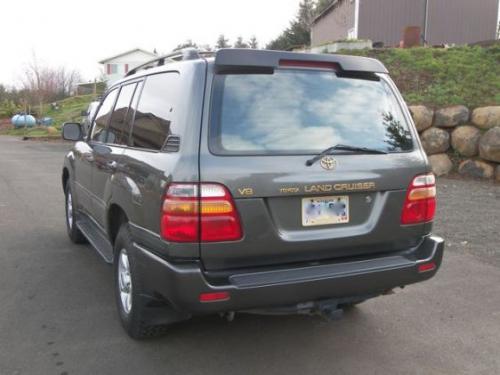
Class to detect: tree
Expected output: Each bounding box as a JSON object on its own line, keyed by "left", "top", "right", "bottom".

{"left": 297, "top": 0, "right": 316, "bottom": 28}
{"left": 0, "top": 99, "right": 19, "bottom": 117}
{"left": 0, "top": 84, "right": 7, "bottom": 104}
{"left": 174, "top": 39, "right": 198, "bottom": 51}
{"left": 55, "top": 67, "right": 81, "bottom": 98}
{"left": 248, "top": 36, "right": 259, "bottom": 49}
{"left": 267, "top": 0, "right": 316, "bottom": 51}
{"left": 215, "top": 34, "right": 231, "bottom": 49}
{"left": 198, "top": 44, "right": 213, "bottom": 52}
{"left": 315, "top": 0, "right": 333, "bottom": 15}
{"left": 234, "top": 36, "right": 249, "bottom": 48}
{"left": 21, "top": 54, "right": 81, "bottom": 116}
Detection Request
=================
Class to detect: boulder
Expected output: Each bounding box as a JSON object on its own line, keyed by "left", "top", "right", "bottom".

{"left": 420, "top": 127, "right": 450, "bottom": 155}
{"left": 471, "top": 106, "right": 500, "bottom": 130}
{"left": 434, "top": 105, "right": 469, "bottom": 128}
{"left": 428, "top": 154, "right": 453, "bottom": 176}
{"left": 495, "top": 165, "right": 500, "bottom": 183}
{"left": 458, "top": 159, "right": 494, "bottom": 179}
{"left": 409, "top": 105, "right": 433, "bottom": 132}
{"left": 479, "top": 127, "right": 500, "bottom": 163}
{"left": 451, "top": 125, "right": 481, "bottom": 157}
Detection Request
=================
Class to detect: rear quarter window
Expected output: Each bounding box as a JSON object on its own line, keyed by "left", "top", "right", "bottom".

{"left": 210, "top": 69, "right": 413, "bottom": 155}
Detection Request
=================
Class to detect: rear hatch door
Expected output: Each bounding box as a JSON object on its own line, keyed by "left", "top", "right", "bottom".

{"left": 199, "top": 59, "right": 427, "bottom": 271}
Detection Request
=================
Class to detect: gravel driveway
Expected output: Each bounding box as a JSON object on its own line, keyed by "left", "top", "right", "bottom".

{"left": 435, "top": 177, "right": 500, "bottom": 266}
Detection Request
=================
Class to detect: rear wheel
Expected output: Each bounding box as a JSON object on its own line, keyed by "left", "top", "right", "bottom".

{"left": 65, "top": 184, "right": 86, "bottom": 244}
{"left": 113, "top": 224, "right": 170, "bottom": 339}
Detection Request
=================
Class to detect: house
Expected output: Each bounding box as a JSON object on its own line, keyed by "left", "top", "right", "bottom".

{"left": 99, "top": 48, "right": 157, "bottom": 85}
{"left": 311, "top": 0, "right": 500, "bottom": 47}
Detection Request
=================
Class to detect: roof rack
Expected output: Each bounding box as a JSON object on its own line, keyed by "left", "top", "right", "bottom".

{"left": 125, "top": 48, "right": 214, "bottom": 77}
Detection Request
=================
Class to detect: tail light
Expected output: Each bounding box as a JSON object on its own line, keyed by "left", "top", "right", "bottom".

{"left": 199, "top": 291, "right": 230, "bottom": 302}
{"left": 161, "top": 183, "right": 242, "bottom": 242}
{"left": 279, "top": 59, "right": 339, "bottom": 71}
{"left": 401, "top": 173, "right": 436, "bottom": 225}
{"left": 418, "top": 262, "right": 437, "bottom": 273}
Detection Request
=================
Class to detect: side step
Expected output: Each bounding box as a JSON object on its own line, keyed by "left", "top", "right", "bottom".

{"left": 76, "top": 215, "right": 113, "bottom": 263}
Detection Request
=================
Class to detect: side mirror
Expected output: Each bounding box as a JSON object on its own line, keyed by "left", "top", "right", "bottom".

{"left": 81, "top": 110, "right": 89, "bottom": 116}
{"left": 62, "top": 122, "right": 83, "bottom": 141}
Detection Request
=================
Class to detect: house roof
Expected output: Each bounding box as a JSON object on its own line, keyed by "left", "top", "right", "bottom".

{"left": 98, "top": 48, "right": 157, "bottom": 64}
{"left": 312, "top": 0, "right": 341, "bottom": 25}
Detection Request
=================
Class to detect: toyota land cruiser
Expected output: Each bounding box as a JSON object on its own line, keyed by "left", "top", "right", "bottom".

{"left": 61, "top": 48, "right": 444, "bottom": 339}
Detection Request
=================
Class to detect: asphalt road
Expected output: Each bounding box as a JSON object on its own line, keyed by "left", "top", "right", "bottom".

{"left": 0, "top": 136, "right": 499, "bottom": 375}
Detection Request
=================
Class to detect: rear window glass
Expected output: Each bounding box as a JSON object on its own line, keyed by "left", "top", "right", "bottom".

{"left": 210, "top": 69, "right": 413, "bottom": 155}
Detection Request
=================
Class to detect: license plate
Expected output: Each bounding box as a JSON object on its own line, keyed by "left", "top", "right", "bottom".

{"left": 302, "top": 195, "right": 349, "bottom": 226}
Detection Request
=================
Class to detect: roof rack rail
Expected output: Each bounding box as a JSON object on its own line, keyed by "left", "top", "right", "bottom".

{"left": 125, "top": 48, "right": 214, "bottom": 77}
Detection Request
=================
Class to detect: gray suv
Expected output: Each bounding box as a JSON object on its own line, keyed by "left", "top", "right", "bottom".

{"left": 61, "top": 48, "right": 444, "bottom": 339}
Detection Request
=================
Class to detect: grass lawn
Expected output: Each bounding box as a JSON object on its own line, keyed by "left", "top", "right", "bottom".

{"left": 337, "top": 45, "right": 500, "bottom": 108}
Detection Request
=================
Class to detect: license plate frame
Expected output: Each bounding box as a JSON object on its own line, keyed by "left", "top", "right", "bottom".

{"left": 301, "top": 195, "right": 350, "bottom": 227}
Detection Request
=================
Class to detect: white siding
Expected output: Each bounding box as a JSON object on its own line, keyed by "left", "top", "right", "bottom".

{"left": 102, "top": 50, "right": 156, "bottom": 85}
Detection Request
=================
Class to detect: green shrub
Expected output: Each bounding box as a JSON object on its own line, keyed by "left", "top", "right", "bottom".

{"left": 0, "top": 100, "right": 20, "bottom": 117}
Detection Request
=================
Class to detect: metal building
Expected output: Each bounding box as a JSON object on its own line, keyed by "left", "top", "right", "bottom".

{"left": 311, "top": 0, "right": 500, "bottom": 47}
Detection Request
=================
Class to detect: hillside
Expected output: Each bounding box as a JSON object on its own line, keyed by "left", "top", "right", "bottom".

{"left": 0, "top": 94, "right": 95, "bottom": 137}
{"left": 337, "top": 45, "right": 500, "bottom": 108}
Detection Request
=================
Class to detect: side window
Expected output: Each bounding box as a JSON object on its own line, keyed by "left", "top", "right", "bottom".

{"left": 91, "top": 89, "right": 118, "bottom": 142}
{"left": 130, "top": 73, "right": 180, "bottom": 150}
{"left": 107, "top": 83, "right": 137, "bottom": 145}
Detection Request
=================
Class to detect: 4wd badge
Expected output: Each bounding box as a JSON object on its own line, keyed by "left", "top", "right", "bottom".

{"left": 320, "top": 156, "right": 337, "bottom": 170}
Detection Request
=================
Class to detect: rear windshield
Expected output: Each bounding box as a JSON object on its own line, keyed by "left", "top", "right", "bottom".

{"left": 210, "top": 69, "right": 413, "bottom": 155}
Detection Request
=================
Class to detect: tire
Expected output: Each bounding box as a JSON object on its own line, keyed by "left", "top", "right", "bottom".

{"left": 113, "top": 224, "right": 170, "bottom": 339}
{"left": 65, "top": 184, "right": 87, "bottom": 244}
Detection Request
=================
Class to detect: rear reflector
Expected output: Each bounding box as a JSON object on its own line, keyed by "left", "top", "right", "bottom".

{"left": 279, "top": 59, "right": 339, "bottom": 71}
{"left": 418, "top": 262, "right": 436, "bottom": 273}
{"left": 199, "top": 291, "right": 230, "bottom": 302}
{"left": 401, "top": 173, "right": 436, "bottom": 225}
{"left": 161, "top": 183, "right": 242, "bottom": 243}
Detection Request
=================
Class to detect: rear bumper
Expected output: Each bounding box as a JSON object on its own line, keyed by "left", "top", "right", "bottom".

{"left": 134, "top": 235, "right": 444, "bottom": 315}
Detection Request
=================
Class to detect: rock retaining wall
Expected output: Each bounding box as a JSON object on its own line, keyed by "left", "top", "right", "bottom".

{"left": 409, "top": 105, "right": 500, "bottom": 182}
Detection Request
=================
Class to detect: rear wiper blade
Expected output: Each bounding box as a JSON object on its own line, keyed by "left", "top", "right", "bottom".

{"left": 306, "top": 144, "right": 387, "bottom": 166}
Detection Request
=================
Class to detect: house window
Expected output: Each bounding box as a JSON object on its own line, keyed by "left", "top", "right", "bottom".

{"left": 107, "top": 64, "right": 119, "bottom": 74}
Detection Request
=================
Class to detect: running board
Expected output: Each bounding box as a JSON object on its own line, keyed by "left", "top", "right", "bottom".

{"left": 76, "top": 214, "right": 113, "bottom": 263}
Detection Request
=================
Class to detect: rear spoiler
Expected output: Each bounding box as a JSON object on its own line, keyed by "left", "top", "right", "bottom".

{"left": 214, "top": 48, "right": 388, "bottom": 74}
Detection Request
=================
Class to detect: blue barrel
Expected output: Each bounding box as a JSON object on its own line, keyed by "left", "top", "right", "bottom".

{"left": 11, "top": 114, "right": 36, "bottom": 128}
{"left": 40, "top": 117, "right": 54, "bottom": 126}
{"left": 11, "top": 114, "right": 20, "bottom": 125}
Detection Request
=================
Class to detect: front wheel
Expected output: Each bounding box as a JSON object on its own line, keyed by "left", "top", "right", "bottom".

{"left": 113, "top": 224, "right": 170, "bottom": 339}
{"left": 65, "top": 184, "right": 86, "bottom": 244}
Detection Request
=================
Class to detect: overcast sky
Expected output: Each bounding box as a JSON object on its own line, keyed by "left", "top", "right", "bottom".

{"left": 0, "top": 0, "right": 301, "bottom": 87}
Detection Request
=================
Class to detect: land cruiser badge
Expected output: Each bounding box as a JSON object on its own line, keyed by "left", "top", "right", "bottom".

{"left": 320, "top": 156, "right": 337, "bottom": 170}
